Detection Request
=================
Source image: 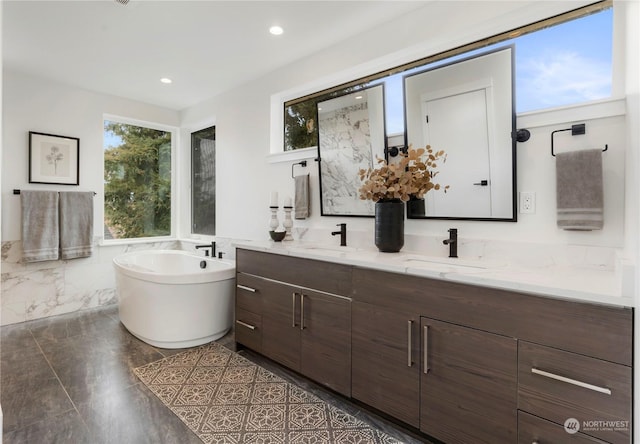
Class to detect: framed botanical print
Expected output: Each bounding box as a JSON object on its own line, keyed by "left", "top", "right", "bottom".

{"left": 29, "top": 131, "right": 80, "bottom": 185}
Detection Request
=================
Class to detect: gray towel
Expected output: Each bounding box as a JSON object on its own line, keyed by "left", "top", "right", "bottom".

{"left": 59, "top": 191, "right": 94, "bottom": 259}
{"left": 21, "top": 191, "right": 59, "bottom": 262}
{"left": 294, "top": 173, "right": 310, "bottom": 219}
{"left": 556, "top": 148, "right": 604, "bottom": 231}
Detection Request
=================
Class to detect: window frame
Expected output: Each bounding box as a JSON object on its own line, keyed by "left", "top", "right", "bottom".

{"left": 102, "top": 114, "right": 178, "bottom": 244}
{"left": 190, "top": 125, "right": 216, "bottom": 237}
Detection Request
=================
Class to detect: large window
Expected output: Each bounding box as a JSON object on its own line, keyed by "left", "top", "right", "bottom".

{"left": 103, "top": 118, "right": 173, "bottom": 240}
{"left": 283, "top": 1, "right": 613, "bottom": 150}
{"left": 191, "top": 126, "right": 216, "bottom": 236}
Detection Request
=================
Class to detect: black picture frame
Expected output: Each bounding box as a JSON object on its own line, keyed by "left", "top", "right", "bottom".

{"left": 29, "top": 131, "right": 80, "bottom": 185}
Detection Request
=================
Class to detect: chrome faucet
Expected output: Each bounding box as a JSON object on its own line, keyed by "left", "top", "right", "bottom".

{"left": 195, "top": 241, "right": 216, "bottom": 257}
{"left": 331, "top": 223, "right": 347, "bottom": 247}
{"left": 442, "top": 228, "right": 458, "bottom": 258}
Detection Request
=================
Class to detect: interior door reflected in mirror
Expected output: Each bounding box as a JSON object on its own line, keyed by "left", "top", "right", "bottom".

{"left": 317, "top": 84, "right": 386, "bottom": 216}
{"left": 404, "top": 46, "right": 516, "bottom": 221}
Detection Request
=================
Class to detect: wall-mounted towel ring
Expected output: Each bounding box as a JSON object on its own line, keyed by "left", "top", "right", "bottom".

{"left": 551, "top": 123, "right": 608, "bottom": 157}
{"left": 291, "top": 161, "right": 307, "bottom": 178}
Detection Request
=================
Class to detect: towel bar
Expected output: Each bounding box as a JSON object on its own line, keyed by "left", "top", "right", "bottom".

{"left": 551, "top": 123, "right": 608, "bottom": 157}
{"left": 13, "top": 189, "right": 96, "bottom": 196}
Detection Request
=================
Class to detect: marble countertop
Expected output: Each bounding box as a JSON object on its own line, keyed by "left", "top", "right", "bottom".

{"left": 233, "top": 239, "right": 634, "bottom": 308}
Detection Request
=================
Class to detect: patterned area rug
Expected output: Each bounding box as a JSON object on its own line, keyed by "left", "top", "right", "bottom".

{"left": 134, "top": 342, "right": 404, "bottom": 444}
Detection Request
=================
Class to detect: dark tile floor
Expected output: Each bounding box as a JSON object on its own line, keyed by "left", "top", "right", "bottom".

{"left": 1, "top": 305, "right": 430, "bottom": 444}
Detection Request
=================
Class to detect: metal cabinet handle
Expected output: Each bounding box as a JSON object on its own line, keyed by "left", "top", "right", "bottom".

{"left": 235, "top": 320, "right": 256, "bottom": 330}
{"left": 300, "top": 294, "right": 305, "bottom": 330}
{"left": 531, "top": 368, "right": 612, "bottom": 395}
{"left": 291, "top": 293, "right": 297, "bottom": 327}
{"left": 407, "top": 320, "right": 413, "bottom": 367}
{"left": 423, "top": 325, "right": 430, "bottom": 374}
{"left": 237, "top": 284, "right": 257, "bottom": 293}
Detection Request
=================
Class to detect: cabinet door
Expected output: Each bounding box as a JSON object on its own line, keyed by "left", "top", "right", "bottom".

{"left": 300, "top": 289, "right": 351, "bottom": 396}
{"left": 421, "top": 317, "right": 517, "bottom": 443}
{"left": 261, "top": 279, "right": 301, "bottom": 371}
{"left": 352, "top": 301, "right": 420, "bottom": 427}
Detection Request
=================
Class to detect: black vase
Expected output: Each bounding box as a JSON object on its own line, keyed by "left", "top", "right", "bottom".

{"left": 407, "top": 197, "right": 426, "bottom": 218}
{"left": 375, "top": 200, "right": 405, "bottom": 252}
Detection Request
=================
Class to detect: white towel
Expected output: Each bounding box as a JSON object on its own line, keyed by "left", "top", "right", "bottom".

{"left": 59, "top": 191, "right": 94, "bottom": 259}
{"left": 556, "top": 149, "right": 604, "bottom": 231}
{"left": 21, "top": 191, "right": 60, "bottom": 262}
{"left": 294, "top": 173, "right": 310, "bottom": 219}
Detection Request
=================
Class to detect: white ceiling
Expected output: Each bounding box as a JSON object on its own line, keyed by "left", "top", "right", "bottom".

{"left": 3, "top": 0, "right": 429, "bottom": 111}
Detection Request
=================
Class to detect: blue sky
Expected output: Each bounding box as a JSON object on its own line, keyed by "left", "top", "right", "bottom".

{"left": 383, "top": 8, "right": 613, "bottom": 134}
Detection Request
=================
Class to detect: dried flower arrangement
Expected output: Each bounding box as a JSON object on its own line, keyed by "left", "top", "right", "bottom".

{"left": 358, "top": 145, "right": 448, "bottom": 202}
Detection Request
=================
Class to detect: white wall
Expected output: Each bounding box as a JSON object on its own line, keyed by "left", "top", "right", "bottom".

{"left": 0, "top": 71, "right": 181, "bottom": 325}
{"left": 1, "top": 70, "right": 180, "bottom": 241}
{"left": 180, "top": 0, "right": 636, "bottom": 252}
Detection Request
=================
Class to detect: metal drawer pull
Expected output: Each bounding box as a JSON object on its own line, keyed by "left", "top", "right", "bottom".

{"left": 423, "top": 325, "right": 430, "bottom": 374}
{"left": 235, "top": 320, "right": 256, "bottom": 330}
{"left": 236, "top": 284, "right": 257, "bottom": 293}
{"left": 300, "top": 294, "right": 305, "bottom": 330}
{"left": 407, "top": 320, "right": 413, "bottom": 367}
{"left": 292, "top": 293, "right": 297, "bottom": 327}
{"left": 531, "top": 368, "right": 612, "bottom": 395}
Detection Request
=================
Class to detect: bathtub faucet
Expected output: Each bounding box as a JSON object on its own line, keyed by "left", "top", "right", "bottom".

{"left": 195, "top": 242, "right": 216, "bottom": 257}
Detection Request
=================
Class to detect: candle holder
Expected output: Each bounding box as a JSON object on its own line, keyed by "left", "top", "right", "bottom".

{"left": 269, "top": 206, "right": 280, "bottom": 232}
{"left": 283, "top": 206, "right": 294, "bottom": 241}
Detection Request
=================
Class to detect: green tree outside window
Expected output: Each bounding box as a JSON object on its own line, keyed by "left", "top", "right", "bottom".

{"left": 104, "top": 121, "right": 172, "bottom": 239}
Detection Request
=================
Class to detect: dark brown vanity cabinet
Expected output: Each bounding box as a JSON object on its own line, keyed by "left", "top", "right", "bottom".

{"left": 261, "top": 281, "right": 352, "bottom": 396}
{"left": 237, "top": 250, "right": 633, "bottom": 443}
{"left": 420, "top": 317, "right": 517, "bottom": 443}
{"left": 352, "top": 266, "right": 632, "bottom": 444}
{"left": 235, "top": 249, "right": 352, "bottom": 396}
{"left": 351, "top": 301, "right": 420, "bottom": 427}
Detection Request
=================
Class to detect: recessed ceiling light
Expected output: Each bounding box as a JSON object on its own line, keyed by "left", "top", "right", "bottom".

{"left": 269, "top": 26, "right": 284, "bottom": 36}
{"left": 355, "top": 95, "right": 363, "bottom": 100}
{"left": 160, "top": 78, "right": 172, "bottom": 84}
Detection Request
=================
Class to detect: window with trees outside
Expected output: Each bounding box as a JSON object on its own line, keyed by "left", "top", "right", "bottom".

{"left": 104, "top": 119, "right": 173, "bottom": 240}
{"left": 191, "top": 126, "right": 216, "bottom": 236}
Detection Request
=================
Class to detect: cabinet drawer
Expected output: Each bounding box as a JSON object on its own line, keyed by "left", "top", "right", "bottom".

{"left": 236, "top": 248, "right": 352, "bottom": 295}
{"left": 235, "top": 308, "right": 262, "bottom": 352}
{"left": 236, "top": 273, "right": 264, "bottom": 312}
{"left": 518, "top": 342, "right": 631, "bottom": 444}
{"left": 518, "top": 411, "right": 609, "bottom": 443}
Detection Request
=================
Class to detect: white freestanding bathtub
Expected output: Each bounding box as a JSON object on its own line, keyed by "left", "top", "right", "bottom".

{"left": 113, "top": 249, "right": 235, "bottom": 349}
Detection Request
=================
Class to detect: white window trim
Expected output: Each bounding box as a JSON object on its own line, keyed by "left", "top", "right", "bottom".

{"left": 102, "top": 113, "right": 178, "bottom": 244}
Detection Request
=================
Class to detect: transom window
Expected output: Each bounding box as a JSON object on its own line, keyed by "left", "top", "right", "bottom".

{"left": 283, "top": 1, "right": 613, "bottom": 150}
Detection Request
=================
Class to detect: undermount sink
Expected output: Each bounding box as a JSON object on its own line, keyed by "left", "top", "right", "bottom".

{"left": 398, "top": 254, "right": 503, "bottom": 273}
{"left": 404, "top": 257, "right": 485, "bottom": 269}
{"left": 288, "top": 244, "right": 360, "bottom": 254}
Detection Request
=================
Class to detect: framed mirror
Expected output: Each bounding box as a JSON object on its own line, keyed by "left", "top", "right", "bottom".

{"left": 404, "top": 46, "right": 516, "bottom": 221}
{"left": 317, "top": 84, "right": 386, "bottom": 216}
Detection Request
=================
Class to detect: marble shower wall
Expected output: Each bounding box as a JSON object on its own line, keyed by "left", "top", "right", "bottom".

{"left": 0, "top": 239, "right": 178, "bottom": 326}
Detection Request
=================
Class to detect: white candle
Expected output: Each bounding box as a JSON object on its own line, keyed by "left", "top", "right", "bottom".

{"left": 270, "top": 191, "right": 278, "bottom": 207}
{"left": 284, "top": 196, "right": 292, "bottom": 207}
